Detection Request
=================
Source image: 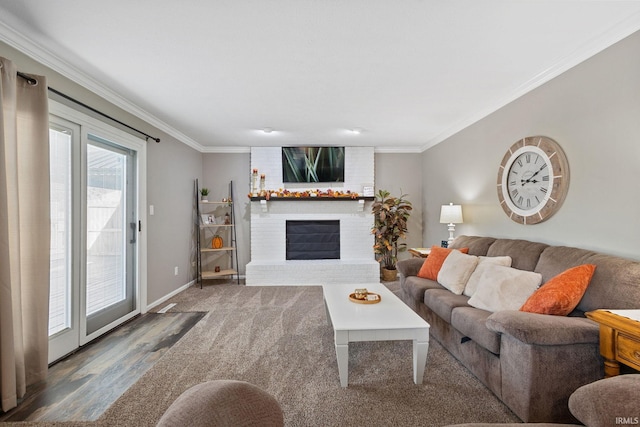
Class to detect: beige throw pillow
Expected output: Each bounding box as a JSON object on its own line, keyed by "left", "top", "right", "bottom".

{"left": 437, "top": 250, "right": 479, "bottom": 295}
{"left": 467, "top": 264, "right": 542, "bottom": 312}
{"left": 463, "top": 256, "right": 513, "bottom": 297}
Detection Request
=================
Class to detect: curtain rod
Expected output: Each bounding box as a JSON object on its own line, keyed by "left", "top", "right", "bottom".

{"left": 17, "top": 71, "right": 160, "bottom": 143}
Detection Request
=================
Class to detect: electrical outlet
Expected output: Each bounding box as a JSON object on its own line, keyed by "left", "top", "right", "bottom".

{"left": 174, "top": 266, "right": 179, "bottom": 276}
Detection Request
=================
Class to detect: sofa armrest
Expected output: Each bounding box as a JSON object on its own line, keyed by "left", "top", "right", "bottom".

{"left": 396, "top": 258, "right": 425, "bottom": 277}
{"left": 486, "top": 311, "right": 599, "bottom": 346}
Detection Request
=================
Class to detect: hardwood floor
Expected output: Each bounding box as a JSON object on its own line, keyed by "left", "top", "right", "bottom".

{"left": 0, "top": 311, "right": 205, "bottom": 422}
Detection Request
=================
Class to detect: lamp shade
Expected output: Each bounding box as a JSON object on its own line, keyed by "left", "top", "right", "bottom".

{"left": 440, "top": 203, "right": 463, "bottom": 224}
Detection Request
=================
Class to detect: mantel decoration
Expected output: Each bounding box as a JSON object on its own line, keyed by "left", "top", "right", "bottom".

{"left": 248, "top": 188, "right": 361, "bottom": 199}
{"left": 371, "top": 189, "right": 412, "bottom": 281}
{"left": 251, "top": 169, "right": 259, "bottom": 196}
{"left": 248, "top": 168, "right": 361, "bottom": 199}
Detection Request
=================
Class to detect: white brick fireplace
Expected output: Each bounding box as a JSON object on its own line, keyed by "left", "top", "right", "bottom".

{"left": 245, "top": 146, "right": 379, "bottom": 286}
{"left": 245, "top": 199, "right": 379, "bottom": 285}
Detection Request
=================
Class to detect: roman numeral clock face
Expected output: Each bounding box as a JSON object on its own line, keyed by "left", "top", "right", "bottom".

{"left": 508, "top": 152, "right": 550, "bottom": 210}
{"left": 497, "top": 137, "right": 570, "bottom": 225}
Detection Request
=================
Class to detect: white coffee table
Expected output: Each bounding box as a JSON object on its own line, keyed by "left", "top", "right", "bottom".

{"left": 322, "top": 282, "right": 430, "bottom": 387}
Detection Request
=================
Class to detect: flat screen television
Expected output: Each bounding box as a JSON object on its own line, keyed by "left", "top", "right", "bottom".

{"left": 282, "top": 146, "right": 345, "bottom": 183}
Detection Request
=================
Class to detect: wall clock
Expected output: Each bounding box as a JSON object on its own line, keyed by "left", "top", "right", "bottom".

{"left": 497, "top": 136, "right": 569, "bottom": 225}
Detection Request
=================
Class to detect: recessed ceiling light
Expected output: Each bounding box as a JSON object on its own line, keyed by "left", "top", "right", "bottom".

{"left": 261, "top": 127, "right": 273, "bottom": 134}
{"left": 351, "top": 128, "right": 363, "bottom": 134}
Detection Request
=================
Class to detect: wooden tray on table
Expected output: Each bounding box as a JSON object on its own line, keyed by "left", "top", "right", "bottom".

{"left": 348, "top": 292, "right": 381, "bottom": 304}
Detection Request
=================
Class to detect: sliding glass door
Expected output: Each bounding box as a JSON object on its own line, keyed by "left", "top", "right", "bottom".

{"left": 49, "top": 120, "right": 80, "bottom": 360}
{"left": 48, "top": 102, "right": 146, "bottom": 363}
{"left": 85, "top": 137, "right": 136, "bottom": 335}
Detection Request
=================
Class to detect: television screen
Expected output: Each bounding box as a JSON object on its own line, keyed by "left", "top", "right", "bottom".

{"left": 282, "top": 146, "right": 345, "bottom": 183}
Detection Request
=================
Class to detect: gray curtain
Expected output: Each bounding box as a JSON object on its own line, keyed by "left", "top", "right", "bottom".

{"left": 0, "top": 56, "right": 50, "bottom": 412}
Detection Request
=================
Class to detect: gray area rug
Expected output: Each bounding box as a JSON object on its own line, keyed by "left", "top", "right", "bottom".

{"left": 3, "top": 283, "right": 520, "bottom": 427}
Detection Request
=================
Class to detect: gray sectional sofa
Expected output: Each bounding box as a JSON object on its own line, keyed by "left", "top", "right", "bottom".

{"left": 396, "top": 235, "right": 640, "bottom": 423}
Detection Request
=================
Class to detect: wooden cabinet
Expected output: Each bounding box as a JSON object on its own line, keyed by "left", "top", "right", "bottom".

{"left": 195, "top": 180, "right": 239, "bottom": 286}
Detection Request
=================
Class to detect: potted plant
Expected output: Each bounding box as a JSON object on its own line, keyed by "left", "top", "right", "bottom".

{"left": 200, "top": 187, "right": 209, "bottom": 202}
{"left": 371, "top": 189, "right": 412, "bottom": 281}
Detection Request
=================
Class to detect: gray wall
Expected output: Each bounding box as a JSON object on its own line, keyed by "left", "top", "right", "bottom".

{"left": 201, "top": 153, "right": 251, "bottom": 276}
{"left": 374, "top": 153, "right": 423, "bottom": 263}
{"left": 146, "top": 139, "right": 202, "bottom": 303}
{"left": 0, "top": 41, "right": 203, "bottom": 306}
{"left": 421, "top": 30, "right": 640, "bottom": 259}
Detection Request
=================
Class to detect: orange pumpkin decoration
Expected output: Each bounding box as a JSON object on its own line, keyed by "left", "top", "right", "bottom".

{"left": 212, "top": 235, "right": 224, "bottom": 249}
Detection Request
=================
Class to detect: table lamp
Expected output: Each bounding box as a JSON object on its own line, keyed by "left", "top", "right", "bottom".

{"left": 440, "top": 203, "right": 463, "bottom": 247}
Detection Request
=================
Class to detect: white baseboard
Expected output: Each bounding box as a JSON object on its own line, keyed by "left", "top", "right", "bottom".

{"left": 146, "top": 279, "right": 195, "bottom": 311}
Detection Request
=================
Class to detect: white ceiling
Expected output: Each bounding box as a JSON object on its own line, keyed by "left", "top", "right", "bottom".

{"left": 1, "top": 1, "right": 640, "bottom": 153}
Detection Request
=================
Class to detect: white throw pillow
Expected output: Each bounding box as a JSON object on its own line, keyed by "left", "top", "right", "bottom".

{"left": 463, "top": 256, "right": 513, "bottom": 297}
{"left": 467, "top": 264, "right": 542, "bottom": 312}
{"left": 437, "top": 250, "right": 479, "bottom": 295}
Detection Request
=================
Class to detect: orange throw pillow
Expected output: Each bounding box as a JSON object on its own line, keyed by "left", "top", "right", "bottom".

{"left": 417, "top": 246, "right": 469, "bottom": 281}
{"left": 520, "top": 264, "right": 596, "bottom": 316}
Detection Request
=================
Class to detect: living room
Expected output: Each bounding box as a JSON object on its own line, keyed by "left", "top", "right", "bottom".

{"left": 1, "top": 2, "right": 640, "bottom": 426}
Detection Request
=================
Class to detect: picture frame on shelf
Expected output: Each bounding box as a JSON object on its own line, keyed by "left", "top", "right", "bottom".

{"left": 201, "top": 214, "right": 216, "bottom": 225}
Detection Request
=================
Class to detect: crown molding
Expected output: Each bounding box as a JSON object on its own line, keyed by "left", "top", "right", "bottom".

{"left": 421, "top": 11, "right": 640, "bottom": 153}
{"left": 0, "top": 19, "right": 207, "bottom": 152}
{"left": 201, "top": 146, "right": 251, "bottom": 154}
{"left": 374, "top": 146, "right": 423, "bottom": 154}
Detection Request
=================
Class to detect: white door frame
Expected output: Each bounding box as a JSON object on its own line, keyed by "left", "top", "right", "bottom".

{"left": 48, "top": 100, "right": 147, "bottom": 361}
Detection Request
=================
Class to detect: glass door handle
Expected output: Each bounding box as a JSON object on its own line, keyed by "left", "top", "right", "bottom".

{"left": 130, "top": 222, "right": 137, "bottom": 244}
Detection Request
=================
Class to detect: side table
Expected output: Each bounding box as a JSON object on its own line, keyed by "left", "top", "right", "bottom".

{"left": 585, "top": 309, "right": 640, "bottom": 377}
{"left": 408, "top": 248, "right": 431, "bottom": 258}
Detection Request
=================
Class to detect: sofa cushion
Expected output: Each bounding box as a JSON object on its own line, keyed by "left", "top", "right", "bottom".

{"left": 569, "top": 374, "right": 640, "bottom": 427}
{"left": 486, "top": 238, "right": 548, "bottom": 271}
{"left": 535, "top": 246, "right": 640, "bottom": 313}
{"left": 417, "top": 246, "right": 468, "bottom": 280}
{"left": 467, "top": 264, "right": 541, "bottom": 312}
{"left": 157, "top": 380, "right": 284, "bottom": 427}
{"left": 521, "top": 264, "right": 596, "bottom": 316}
{"left": 463, "top": 256, "right": 513, "bottom": 297}
{"left": 437, "top": 250, "right": 479, "bottom": 295}
{"left": 449, "top": 235, "right": 496, "bottom": 256}
{"left": 451, "top": 306, "right": 501, "bottom": 354}
{"left": 401, "top": 276, "right": 443, "bottom": 306}
{"left": 423, "top": 289, "right": 470, "bottom": 323}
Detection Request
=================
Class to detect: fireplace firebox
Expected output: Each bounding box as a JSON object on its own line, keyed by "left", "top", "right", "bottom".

{"left": 286, "top": 220, "right": 340, "bottom": 260}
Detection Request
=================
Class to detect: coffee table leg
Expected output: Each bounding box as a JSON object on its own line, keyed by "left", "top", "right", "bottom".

{"left": 335, "top": 330, "right": 349, "bottom": 387}
{"left": 324, "top": 298, "right": 332, "bottom": 326}
{"left": 413, "top": 339, "right": 429, "bottom": 385}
